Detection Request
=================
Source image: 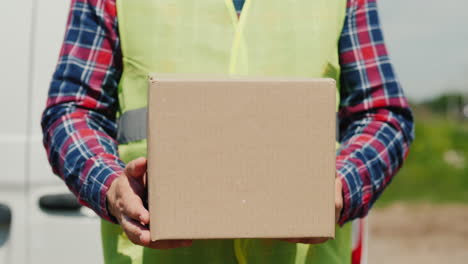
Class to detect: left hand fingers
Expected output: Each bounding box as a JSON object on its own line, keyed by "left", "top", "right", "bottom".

{"left": 277, "top": 238, "right": 330, "bottom": 244}
{"left": 335, "top": 177, "right": 343, "bottom": 223}
{"left": 275, "top": 177, "right": 343, "bottom": 245}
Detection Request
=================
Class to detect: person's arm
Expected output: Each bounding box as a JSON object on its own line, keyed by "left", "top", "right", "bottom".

{"left": 41, "top": 0, "right": 124, "bottom": 223}
{"left": 42, "top": 0, "right": 192, "bottom": 249}
{"left": 336, "top": 0, "right": 415, "bottom": 225}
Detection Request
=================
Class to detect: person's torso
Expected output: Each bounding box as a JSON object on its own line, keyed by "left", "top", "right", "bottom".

{"left": 103, "top": 1, "right": 353, "bottom": 264}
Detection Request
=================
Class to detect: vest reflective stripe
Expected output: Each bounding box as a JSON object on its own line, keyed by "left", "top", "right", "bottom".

{"left": 116, "top": 108, "right": 148, "bottom": 144}
{"left": 103, "top": 0, "right": 356, "bottom": 263}
{"left": 116, "top": 107, "right": 341, "bottom": 144}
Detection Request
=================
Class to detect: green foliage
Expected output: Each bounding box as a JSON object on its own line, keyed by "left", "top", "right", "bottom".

{"left": 419, "top": 92, "right": 465, "bottom": 116}
{"left": 375, "top": 112, "right": 468, "bottom": 207}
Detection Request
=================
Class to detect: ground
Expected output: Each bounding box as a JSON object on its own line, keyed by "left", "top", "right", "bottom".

{"left": 368, "top": 203, "right": 468, "bottom": 264}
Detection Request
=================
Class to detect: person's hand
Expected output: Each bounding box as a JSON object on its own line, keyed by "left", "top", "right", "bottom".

{"left": 278, "top": 177, "right": 343, "bottom": 244}
{"left": 106, "top": 157, "right": 193, "bottom": 249}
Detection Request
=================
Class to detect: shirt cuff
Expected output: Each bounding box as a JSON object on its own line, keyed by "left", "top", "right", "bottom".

{"left": 79, "top": 154, "right": 125, "bottom": 224}
{"left": 336, "top": 158, "right": 362, "bottom": 226}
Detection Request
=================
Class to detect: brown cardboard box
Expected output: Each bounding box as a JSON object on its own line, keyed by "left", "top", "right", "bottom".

{"left": 147, "top": 75, "right": 336, "bottom": 241}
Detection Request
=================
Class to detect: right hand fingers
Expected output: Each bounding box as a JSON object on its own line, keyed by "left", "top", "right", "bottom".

{"left": 118, "top": 186, "right": 149, "bottom": 224}
{"left": 121, "top": 215, "right": 192, "bottom": 249}
{"left": 112, "top": 157, "right": 193, "bottom": 249}
{"left": 125, "top": 157, "right": 147, "bottom": 179}
{"left": 148, "top": 240, "right": 194, "bottom": 250}
{"left": 112, "top": 158, "right": 150, "bottom": 224}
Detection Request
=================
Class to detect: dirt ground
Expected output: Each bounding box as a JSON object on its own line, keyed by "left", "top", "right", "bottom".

{"left": 368, "top": 203, "right": 468, "bottom": 264}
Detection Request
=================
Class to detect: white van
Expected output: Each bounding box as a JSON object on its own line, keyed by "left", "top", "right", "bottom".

{"left": 0, "top": 1, "right": 102, "bottom": 263}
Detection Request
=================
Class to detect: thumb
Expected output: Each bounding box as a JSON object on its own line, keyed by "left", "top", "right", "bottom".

{"left": 125, "top": 157, "right": 147, "bottom": 179}
{"left": 335, "top": 178, "right": 343, "bottom": 223}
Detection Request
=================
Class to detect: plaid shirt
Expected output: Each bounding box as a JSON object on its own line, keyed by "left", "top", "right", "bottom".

{"left": 42, "top": 0, "right": 414, "bottom": 224}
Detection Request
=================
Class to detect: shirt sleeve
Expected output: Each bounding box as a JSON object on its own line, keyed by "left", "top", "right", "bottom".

{"left": 336, "top": 0, "right": 415, "bottom": 225}
{"left": 41, "top": 0, "right": 123, "bottom": 223}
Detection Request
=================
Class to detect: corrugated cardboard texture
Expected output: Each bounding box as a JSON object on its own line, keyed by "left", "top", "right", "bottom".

{"left": 147, "top": 76, "right": 336, "bottom": 241}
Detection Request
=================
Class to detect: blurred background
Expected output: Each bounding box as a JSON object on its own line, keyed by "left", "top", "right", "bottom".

{"left": 0, "top": 0, "right": 467, "bottom": 263}
{"left": 371, "top": 0, "right": 468, "bottom": 263}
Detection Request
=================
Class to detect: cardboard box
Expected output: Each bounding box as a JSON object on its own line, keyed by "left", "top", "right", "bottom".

{"left": 147, "top": 75, "right": 336, "bottom": 241}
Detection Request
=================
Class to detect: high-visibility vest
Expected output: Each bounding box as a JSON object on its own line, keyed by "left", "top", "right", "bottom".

{"left": 100, "top": 0, "right": 365, "bottom": 263}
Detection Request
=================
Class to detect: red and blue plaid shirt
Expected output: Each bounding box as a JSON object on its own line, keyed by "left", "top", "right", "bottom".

{"left": 42, "top": 0, "right": 414, "bottom": 224}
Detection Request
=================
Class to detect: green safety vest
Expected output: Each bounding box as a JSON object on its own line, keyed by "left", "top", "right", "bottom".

{"left": 101, "top": 0, "right": 352, "bottom": 263}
